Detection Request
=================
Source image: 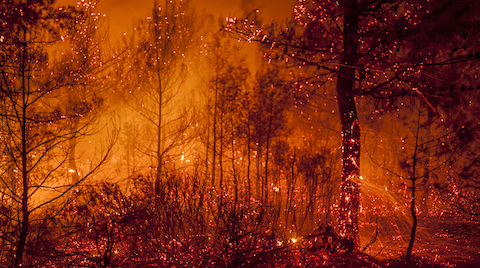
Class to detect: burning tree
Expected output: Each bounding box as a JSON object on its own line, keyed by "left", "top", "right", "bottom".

{"left": 226, "top": 0, "right": 480, "bottom": 252}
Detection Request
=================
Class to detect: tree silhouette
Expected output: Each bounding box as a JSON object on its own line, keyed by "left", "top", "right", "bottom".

{"left": 204, "top": 31, "right": 250, "bottom": 191}
{"left": 249, "top": 66, "right": 291, "bottom": 203}
{"left": 0, "top": 1, "right": 112, "bottom": 266}
{"left": 226, "top": 0, "right": 480, "bottom": 251}
{"left": 124, "top": 0, "right": 199, "bottom": 198}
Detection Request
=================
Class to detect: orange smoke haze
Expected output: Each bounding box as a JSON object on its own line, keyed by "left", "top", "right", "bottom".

{"left": 60, "top": 0, "right": 297, "bottom": 40}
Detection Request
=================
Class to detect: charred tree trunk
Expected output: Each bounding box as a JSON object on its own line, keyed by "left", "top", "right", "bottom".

{"left": 336, "top": 0, "right": 360, "bottom": 252}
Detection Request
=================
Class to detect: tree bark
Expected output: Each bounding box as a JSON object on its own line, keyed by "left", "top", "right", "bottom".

{"left": 336, "top": 0, "right": 360, "bottom": 252}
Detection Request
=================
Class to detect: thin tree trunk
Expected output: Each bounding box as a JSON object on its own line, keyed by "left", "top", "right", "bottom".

{"left": 264, "top": 95, "right": 274, "bottom": 204}
{"left": 212, "top": 49, "right": 219, "bottom": 188}
{"left": 285, "top": 149, "right": 296, "bottom": 230}
{"left": 406, "top": 113, "right": 421, "bottom": 263}
{"left": 154, "top": 2, "right": 164, "bottom": 197}
{"left": 232, "top": 117, "right": 238, "bottom": 207}
{"left": 155, "top": 69, "right": 163, "bottom": 195}
{"left": 15, "top": 33, "right": 29, "bottom": 268}
{"left": 336, "top": 0, "right": 360, "bottom": 252}
{"left": 256, "top": 141, "right": 262, "bottom": 201}
{"left": 406, "top": 173, "right": 418, "bottom": 264}
{"left": 205, "top": 109, "right": 210, "bottom": 180}
{"left": 219, "top": 101, "right": 224, "bottom": 190}
{"left": 246, "top": 93, "right": 251, "bottom": 204}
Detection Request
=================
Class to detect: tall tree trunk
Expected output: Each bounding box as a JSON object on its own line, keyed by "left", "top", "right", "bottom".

{"left": 336, "top": 0, "right": 360, "bottom": 252}
{"left": 155, "top": 71, "right": 163, "bottom": 196}
{"left": 154, "top": 66, "right": 163, "bottom": 198}
{"left": 256, "top": 141, "right": 262, "bottom": 201}
{"left": 205, "top": 108, "right": 210, "bottom": 181}
{"left": 212, "top": 49, "right": 219, "bottom": 188}
{"left": 154, "top": 1, "right": 164, "bottom": 198}
{"left": 246, "top": 93, "right": 252, "bottom": 204}
{"left": 264, "top": 96, "right": 274, "bottom": 204}
{"left": 219, "top": 102, "right": 224, "bottom": 190}
{"left": 232, "top": 117, "right": 238, "bottom": 207}
{"left": 15, "top": 35, "right": 29, "bottom": 268}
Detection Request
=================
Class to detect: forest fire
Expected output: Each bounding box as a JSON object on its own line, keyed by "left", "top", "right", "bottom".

{"left": 1, "top": 0, "right": 480, "bottom": 267}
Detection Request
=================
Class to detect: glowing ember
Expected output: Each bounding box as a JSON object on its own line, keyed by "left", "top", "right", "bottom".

{"left": 1, "top": 0, "right": 479, "bottom": 267}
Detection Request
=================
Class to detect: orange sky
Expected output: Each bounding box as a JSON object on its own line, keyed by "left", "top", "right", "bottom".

{"left": 61, "top": 0, "right": 297, "bottom": 41}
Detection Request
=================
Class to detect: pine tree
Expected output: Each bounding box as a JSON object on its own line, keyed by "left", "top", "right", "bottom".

{"left": 124, "top": 0, "right": 199, "bottom": 198}
{"left": 226, "top": 0, "right": 480, "bottom": 251}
